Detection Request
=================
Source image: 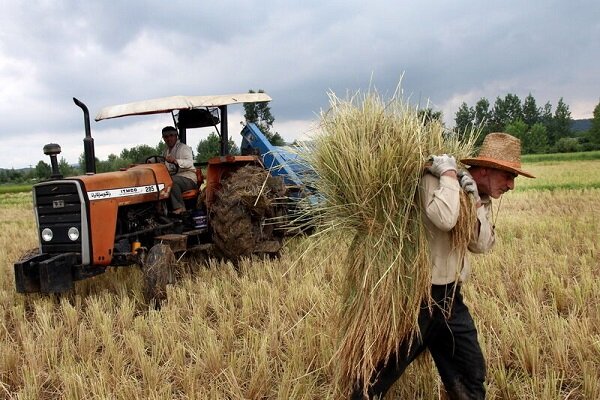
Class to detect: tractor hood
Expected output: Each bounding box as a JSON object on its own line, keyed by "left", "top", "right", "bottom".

{"left": 76, "top": 164, "right": 172, "bottom": 204}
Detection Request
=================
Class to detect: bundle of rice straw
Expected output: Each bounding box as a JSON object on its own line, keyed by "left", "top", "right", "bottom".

{"left": 298, "top": 88, "right": 478, "bottom": 397}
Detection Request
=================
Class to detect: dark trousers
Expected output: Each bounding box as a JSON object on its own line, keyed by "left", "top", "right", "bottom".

{"left": 350, "top": 284, "right": 486, "bottom": 400}
{"left": 170, "top": 175, "right": 197, "bottom": 210}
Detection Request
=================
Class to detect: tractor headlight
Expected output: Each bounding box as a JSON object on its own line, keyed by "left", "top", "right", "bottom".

{"left": 68, "top": 227, "right": 80, "bottom": 241}
{"left": 41, "top": 228, "right": 53, "bottom": 242}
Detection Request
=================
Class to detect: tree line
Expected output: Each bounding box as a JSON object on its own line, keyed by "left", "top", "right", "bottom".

{"left": 454, "top": 94, "right": 600, "bottom": 154}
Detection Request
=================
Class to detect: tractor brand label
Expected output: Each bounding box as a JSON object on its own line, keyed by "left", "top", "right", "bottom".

{"left": 52, "top": 200, "right": 65, "bottom": 208}
{"left": 88, "top": 184, "right": 165, "bottom": 201}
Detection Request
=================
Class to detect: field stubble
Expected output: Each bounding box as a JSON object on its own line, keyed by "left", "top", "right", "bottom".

{"left": 1, "top": 162, "right": 599, "bottom": 399}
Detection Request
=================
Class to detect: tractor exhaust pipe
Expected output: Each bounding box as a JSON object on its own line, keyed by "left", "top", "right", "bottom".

{"left": 73, "top": 97, "right": 96, "bottom": 174}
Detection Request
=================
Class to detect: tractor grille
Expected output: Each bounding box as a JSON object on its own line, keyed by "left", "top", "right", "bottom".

{"left": 35, "top": 182, "right": 83, "bottom": 254}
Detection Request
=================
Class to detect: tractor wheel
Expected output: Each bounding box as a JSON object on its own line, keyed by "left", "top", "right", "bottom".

{"left": 209, "top": 164, "right": 286, "bottom": 262}
{"left": 142, "top": 243, "right": 176, "bottom": 305}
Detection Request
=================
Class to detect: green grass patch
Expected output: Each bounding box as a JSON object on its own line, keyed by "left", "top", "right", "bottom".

{"left": 522, "top": 150, "right": 600, "bottom": 163}
{"left": 517, "top": 159, "right": 600, "bottom": 192}
{"left": 0, "top": 184, "right": 32, "bottom": 194}
{"left": 0, "top": 192, "right": 32, "bottom": 207}
{"left": 516, "top": 182, "right": 600, "bottom": 192}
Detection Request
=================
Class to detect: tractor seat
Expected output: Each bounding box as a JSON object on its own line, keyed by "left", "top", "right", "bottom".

{"left": 181, "top": 167, "right": 204, "bottom": 200}
{"left": 182, "top": 189, "right": 199, "bottom": 200}
{"left": 181, "top": 168, "right": 204, "bottom": 200}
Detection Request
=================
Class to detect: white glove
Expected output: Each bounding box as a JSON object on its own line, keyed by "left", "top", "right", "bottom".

{"left": 458, "top": 170, "right": 481, "bottom": 203}
{"left": 427, "top": 154, "right": 457, "bottom": 177}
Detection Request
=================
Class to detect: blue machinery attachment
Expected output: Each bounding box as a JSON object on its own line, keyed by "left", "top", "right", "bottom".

{"left": 240, "top": 123, "right": 315, "bottom": 192}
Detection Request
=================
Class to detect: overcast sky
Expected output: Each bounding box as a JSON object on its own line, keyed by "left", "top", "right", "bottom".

{"left": 1, "top": 1, "right": 599, "bottom": 169}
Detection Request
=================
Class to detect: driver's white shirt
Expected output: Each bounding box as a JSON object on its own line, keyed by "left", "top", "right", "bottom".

{"left": 163, "top": 141, "right": 197, "bottom": 183}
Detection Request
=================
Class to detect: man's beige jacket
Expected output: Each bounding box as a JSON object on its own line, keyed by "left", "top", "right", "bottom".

{"left": 420, "top": 173, "right": 495, "bottom": 285}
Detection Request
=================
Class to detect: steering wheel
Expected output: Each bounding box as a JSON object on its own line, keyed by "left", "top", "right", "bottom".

{"left": 145, "top": 155, "right": 179, "bottom": 175}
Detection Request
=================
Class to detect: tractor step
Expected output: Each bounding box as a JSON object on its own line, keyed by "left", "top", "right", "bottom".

{"left": 183, "top": 228, "right": 208, "bottom": 236}
{"left": 154, "top": 234, "right": 187, "bottom": 253}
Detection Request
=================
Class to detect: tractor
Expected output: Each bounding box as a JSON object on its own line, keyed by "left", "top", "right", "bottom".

{"left": 14, "top": 93, "right": 310, "bottom": 302}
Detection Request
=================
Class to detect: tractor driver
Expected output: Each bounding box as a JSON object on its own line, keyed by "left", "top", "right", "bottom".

{"left": 161, "top": 126, "right": 197, "bottom": 214}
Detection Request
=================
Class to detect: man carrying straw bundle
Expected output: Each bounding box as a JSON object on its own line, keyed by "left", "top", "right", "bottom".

{"left": 351, "top": 132, "right": 535, "bottom": 399}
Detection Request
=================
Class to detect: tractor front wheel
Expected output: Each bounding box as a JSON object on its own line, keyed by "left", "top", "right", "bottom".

{"left": 142, "top": 243, "right": 175, "bottom": 305}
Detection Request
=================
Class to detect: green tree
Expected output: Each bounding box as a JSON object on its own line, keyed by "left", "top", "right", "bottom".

{"left": 266, "top": 131, "right": 285, "bottom": 146}
{"left": 527, "top": 123, "right": 549, "bottom": 154}
{"left": 35, "top": 160, "right": 51, "bottom": 180}
{"left": 490, "top": 96, "right": 507, "bottom": 132}
{"left": 554, "top": 137, "right": 580, "bottom": 153}
{"left": 552, "top": 97, "right": 572, "bottom": 145}
{"left": 121, "top": 144, "right": 160, "bottom": 164}
{"left": 59, "top": 157, "right": 78, "bottom": 177}
{"left": 473, "top": 98, "right": 492, "bottom": 144}
{"left": 474, "top": 98, "right": 491, "bottom": 127}
{"left": 156, "top": 141, "right": 166, "bottom": 155}
{"left": 419, "top": 108, "right": 443, "bottom": 126}
{"left": 504, "top": 93, "right": 523, "bottom": 124}
{"left": 505, "top": 119, "right": 528, "bottom": 143}
{"left": 196, "top": 132, "right": 240, "bottom": 163}
{"left": 243, "top": 89, "right": 284, "bottom": 146}
{"left": 0, "top": 169, "right": 8, "bottom": 183}
{"left": 7, "top": 168, "right": 22, "bottom": 183}
{"left": 79, "top": 154, "right": 98, "bottom": 172}
{"left": 522, "top": 93, "right": 540, "bottom": 128}
{"left": 82, "top": 143, "right": 166, "bottom": 174}
{"left": 96, "top": 154, "right": 129, "bottom": 173}
{"left": 505, "top": 120, "right": 548, "bottom": 154}
{"left": 454, "top": 102, "right": 474, "bottom": 139}
{"left": 490, "top": 93, "right": 523, "bottom": 132}
{"left": 540, "top": 102, "right": 553, "bottom": 141}
{"left": 589, "top": 101, "right": 600, "bottom": 146}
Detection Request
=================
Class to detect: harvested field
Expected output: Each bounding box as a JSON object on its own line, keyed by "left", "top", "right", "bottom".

{"left": 0, "top": 161, "right": 599, "bottom": 399}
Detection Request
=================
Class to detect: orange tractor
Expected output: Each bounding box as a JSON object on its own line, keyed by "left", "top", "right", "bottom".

{"left": 14, "top": 93, "right": 303, "bottom": 301}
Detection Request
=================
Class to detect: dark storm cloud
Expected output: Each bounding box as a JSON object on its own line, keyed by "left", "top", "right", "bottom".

{"left": 1, "top": 0, "right": 599, "bottom": 167}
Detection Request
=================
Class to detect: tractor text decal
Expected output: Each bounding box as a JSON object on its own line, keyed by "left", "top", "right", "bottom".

{"left": 88, "top": 184, "right": 165, "bottom": 201}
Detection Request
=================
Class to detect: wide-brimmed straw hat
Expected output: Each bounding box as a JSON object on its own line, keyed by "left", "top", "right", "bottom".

{"left": 461, "top": 132, "right": 535, "bottom": 178}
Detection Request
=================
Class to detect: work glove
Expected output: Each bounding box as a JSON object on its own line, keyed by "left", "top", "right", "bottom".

{"left": 458, "top": 170, "right": 481, "bottom": 204}
{"left": 427, "top": 154, "right": 457, "bottom": 177}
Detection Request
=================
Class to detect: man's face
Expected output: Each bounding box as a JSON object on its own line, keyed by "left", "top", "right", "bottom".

{"left": 163, "top": 132, "right": 178, "bottom": 149}
{"left": 483, "top": 168, "right": 516, "bottom": 199}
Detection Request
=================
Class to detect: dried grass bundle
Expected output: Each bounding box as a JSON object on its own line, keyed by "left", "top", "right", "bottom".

{"left": 298, "top": 88, "right": 478, "bottom": 396}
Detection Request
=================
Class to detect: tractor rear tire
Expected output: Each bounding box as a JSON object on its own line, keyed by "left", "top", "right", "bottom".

{"left": 142, "top": 243, "right": 176, "bottom": 305}
{"left": 209, "top": 164, "right": 286, "bottom": 262}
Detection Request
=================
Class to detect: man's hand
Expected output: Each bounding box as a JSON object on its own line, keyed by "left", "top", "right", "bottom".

{"left": 427, "top": 154, "right": 457, "bottom": 177}
{"left": 458, "top": 170, "right": 481, "bottom": 205}
{"left": 165, "top": 155, "right": 177, "bottom": 164}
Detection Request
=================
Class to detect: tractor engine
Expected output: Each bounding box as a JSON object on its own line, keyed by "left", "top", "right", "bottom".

{"left": 111, "top": 202, "right": 173, "bottom": 265}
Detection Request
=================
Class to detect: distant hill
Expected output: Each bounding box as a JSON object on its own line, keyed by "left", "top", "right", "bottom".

{"left": 571, "top": 118, "right": 592, "bottom": 133}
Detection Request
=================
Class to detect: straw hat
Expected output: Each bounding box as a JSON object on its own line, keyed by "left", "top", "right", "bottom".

{"left": 461, "top": 132, "right": 535, "bottom": 178}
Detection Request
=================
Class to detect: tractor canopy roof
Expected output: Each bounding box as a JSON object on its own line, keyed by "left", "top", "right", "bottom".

{"left": 95, "top": 93, "right": 272, "bottom": 122}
